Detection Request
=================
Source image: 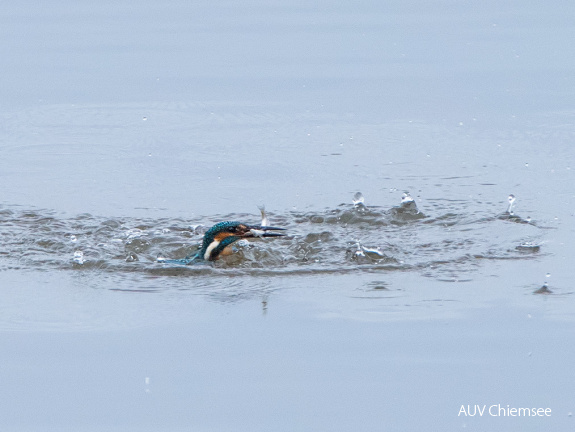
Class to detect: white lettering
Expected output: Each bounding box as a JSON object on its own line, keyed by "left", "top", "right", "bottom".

{"left": 459, "top": 405, "right": 486, "bottom": 416}
{"left": 462, "top": 404, "right": 551, "bottom": 418}
{"left": 517, "top": 408, "right": 530, "bottom": 416}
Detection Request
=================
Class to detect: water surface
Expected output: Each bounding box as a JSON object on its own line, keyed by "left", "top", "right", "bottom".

{"left": 1, "top": 1, "right": 575, "bottom": 431}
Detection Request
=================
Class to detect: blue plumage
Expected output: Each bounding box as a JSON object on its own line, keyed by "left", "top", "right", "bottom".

{"left": 162, "top": 220, "right": 285, "bottom": 265}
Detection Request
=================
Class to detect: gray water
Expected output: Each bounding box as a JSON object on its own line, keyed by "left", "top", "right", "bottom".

{"left": 1, "top": 1, "right": 575, "bottom": 431}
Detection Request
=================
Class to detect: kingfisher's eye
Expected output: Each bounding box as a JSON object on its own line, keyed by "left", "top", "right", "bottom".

{"left": 228, "top": 226, "right": 237, "bottom": 233}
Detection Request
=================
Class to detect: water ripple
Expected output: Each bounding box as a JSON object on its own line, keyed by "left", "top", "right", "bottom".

{"left": 0, "top": 195, "right": 545, "bottom": 286}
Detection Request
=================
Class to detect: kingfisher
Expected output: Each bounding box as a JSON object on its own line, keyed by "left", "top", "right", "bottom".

{"left": 162, "top": 221, "right": 286, "bottom": 264}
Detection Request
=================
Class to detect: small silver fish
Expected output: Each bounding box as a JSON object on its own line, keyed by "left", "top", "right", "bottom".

{"left": 250, "top": 229, "right": 267, "bottom": 238}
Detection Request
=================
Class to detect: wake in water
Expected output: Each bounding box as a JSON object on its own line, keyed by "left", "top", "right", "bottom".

{"left": 0, "top": 193, "right": 545, "bottom": 281}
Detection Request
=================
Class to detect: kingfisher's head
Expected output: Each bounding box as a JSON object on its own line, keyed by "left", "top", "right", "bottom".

{"left": 198, "top": 221, "right": 286, "bottom": 261}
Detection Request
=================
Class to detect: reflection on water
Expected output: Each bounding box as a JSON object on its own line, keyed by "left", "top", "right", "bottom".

{"left": 0, "top": 193, "right": 545, "bottom": 288}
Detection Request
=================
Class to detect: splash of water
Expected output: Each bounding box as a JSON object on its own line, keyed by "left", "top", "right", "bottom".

{"left": 352, "top": 192, "right": 366, "bottom": 210}
{"left": 258, "top": 205, "right": 268, "bottom": 227}
{"left": 73, "top": 250, "right": 85, "bottom": 265}
{"left": 533, "top": 281, "right": 552, "bottom": 295}
{"left": 347, "top": 241, "right": 388, "bottom": 262}
{"left": 515, "top": 242, "right": 541, "bottom": 253}
{"left": 506, "top": 194, "right": 516, "bottom": 215}
{"left": 389, "top": 192, "right": 424, "bottom": 222}
{"left": 0, "top": 197, "right": 546, "bottom": 279}
{"left": 401, "top": 192, "right": 415, "bottom": 206}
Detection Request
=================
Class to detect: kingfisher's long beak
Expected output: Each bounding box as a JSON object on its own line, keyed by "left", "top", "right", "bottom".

{"left": 246, "top": 225, "right": 286, "bottom": 238}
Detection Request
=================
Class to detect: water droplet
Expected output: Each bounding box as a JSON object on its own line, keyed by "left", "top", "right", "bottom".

{"left": 516, "top": 242, "right": 540, "bottom": 253}
{"left": 352, "top": 192, "right": 365, "bottom": 207}
{"left": 69, "top": 235, "right": 77, "bottom": 243}
{"left": 142, "top": 116, "right": 147, "bottom": 121}
{"left": 126, "top": 228, "right": 146, "bottom": 240}
{"left": 145, "top": 377, "right": 151, "bottom": 394}
{"left": 401, "top": 192, "right": 414, "bottom": 204}
{"left": 258, "top": 205, "right": 268, "bottom": 227}
{"left": 125, "top": 253, "right": 138, "bottom": 262}
{"left": 525, "top": 162, "right": 529, "bottom": 167}
{"left": 546, "top": 273, "right": 551, "bottom": 279}
{"left": 352, "top": 241, "right": 386, "bottom": 260}
{"left": 506, "top": 194, "right": 516, "bottom": 214}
